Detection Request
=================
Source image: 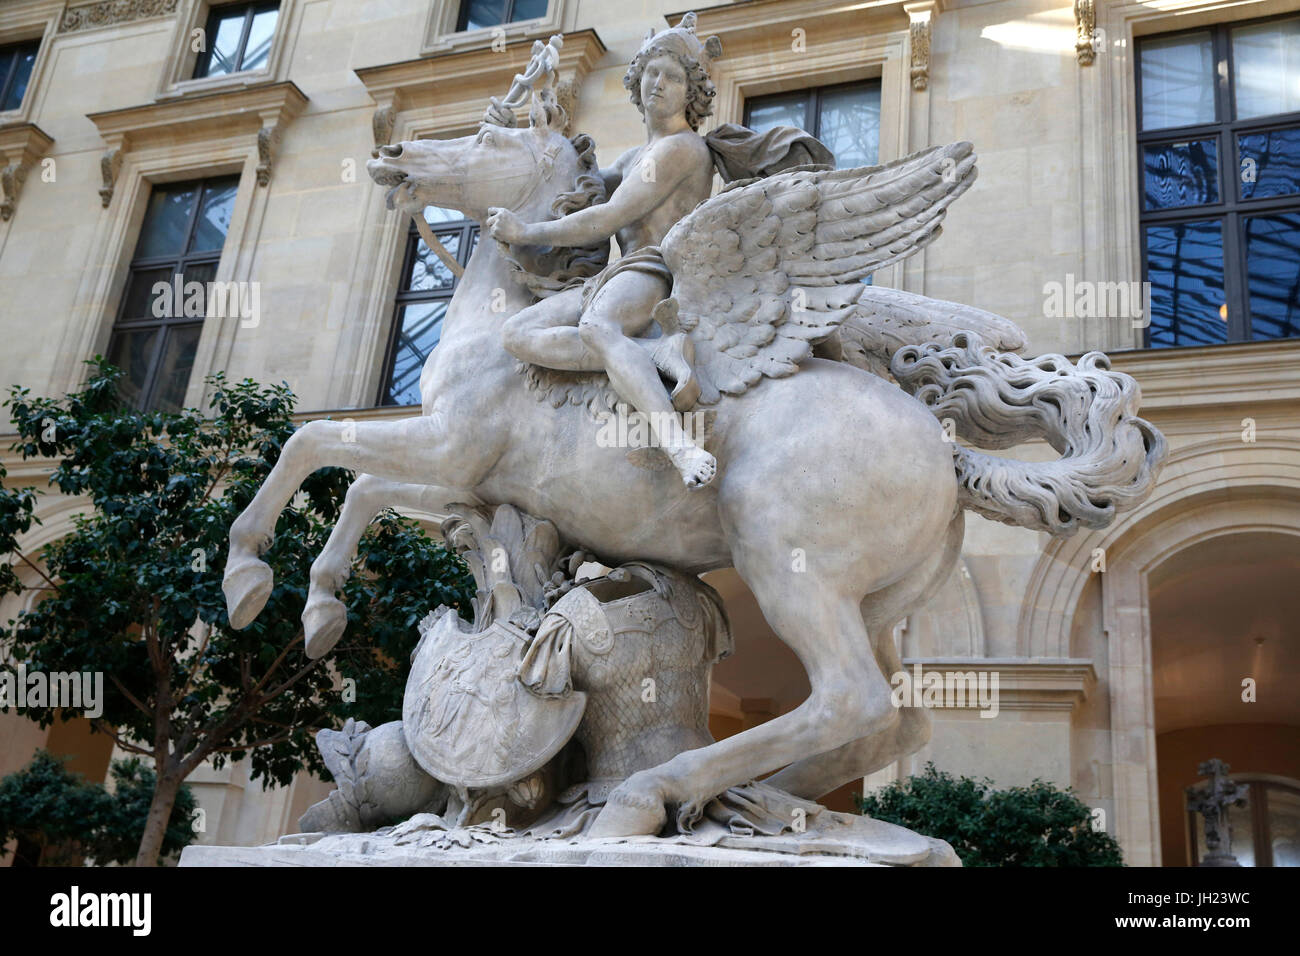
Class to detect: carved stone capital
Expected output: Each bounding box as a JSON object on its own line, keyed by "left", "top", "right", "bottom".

{"left": 0, "top": 124, "right": 54, "bottom": 222}
{"left": 372, "top": 104, "right": 397, "bottom": 149}
{"left": 905, "top": 3, "right": 937, "bottom": 92}
{"left": 256, "top": 124, "right": 280, "bottom": 187}
{"left": 99, "top": 147, "right": 123, "bottom": 208}
{"left": 1074, "top": 0, "right": 1097, "bottom": 66}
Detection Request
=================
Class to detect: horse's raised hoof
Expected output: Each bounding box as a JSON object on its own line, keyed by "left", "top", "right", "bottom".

{"left": 588, "top": 782, "right": 667, "bottom": 838}
{"left": 303, "top": 596, "right": 348, "bottom": 660}
{"left": 223, "top": 559, "right": 273, "bottom": 630}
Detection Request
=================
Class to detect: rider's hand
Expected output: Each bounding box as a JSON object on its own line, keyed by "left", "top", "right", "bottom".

{"left": 486, "top": 207, "right": 529, "bottom": 244}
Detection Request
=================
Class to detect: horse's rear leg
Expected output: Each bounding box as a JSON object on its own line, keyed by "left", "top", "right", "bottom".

{"left": 765, "top": 514, "right": 963, "bottom": 799}
{"left": 224, "top": 415, "right": 477, "bottom": 628}
{"left": 591, "top": 567, "right": 898, "bottom": 838}
{"left": 303, "top": 474, "right": 461, "bottom": 659}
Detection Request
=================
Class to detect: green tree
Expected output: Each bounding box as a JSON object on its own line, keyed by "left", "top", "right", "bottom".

{"left": 0, "top": 363, "right": 472, "bottom": 866}
{"left": 856, "top": 762, "right": 1124, "bottom": 866}
{"left": 0, "top": 751, "right": 198, "bottom": 865}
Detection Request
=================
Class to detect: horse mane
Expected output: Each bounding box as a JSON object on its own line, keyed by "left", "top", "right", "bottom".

{"left": 501, "top": 132, "right": 611, "bottom": 298}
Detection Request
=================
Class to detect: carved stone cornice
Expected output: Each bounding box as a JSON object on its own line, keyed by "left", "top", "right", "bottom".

{"left": 355, "top": 29, "right": 606, "bottom": 140}
{"left": 1074, "top": 0, "right": 1097, "bottom": 66}
{"left": 85, "top": 81, "right": 308, "bottom": 195}
{"left": 0, "top": 123, "right": 53, "bottom": 222}
{"left": 59, "top": 0, "right": 179, "bottom": 34}
{"left": 670, "top": 0, "right": 930, "bottom": 46}
{"left": 901, "top": 658, "right": 1097, "bottom": 712}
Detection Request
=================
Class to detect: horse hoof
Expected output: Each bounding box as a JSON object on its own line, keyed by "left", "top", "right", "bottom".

{"left": 588, "top": 785, "right": 667, "bottom": 838}
{"left": 303, "top": 597, "right": 348, "bottom": 659}
{"left": 224, "top": 559, "right": 273, "bottom": 629}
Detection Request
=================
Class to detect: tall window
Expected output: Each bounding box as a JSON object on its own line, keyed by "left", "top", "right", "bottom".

{"left": 744, "top": 79, "right": 882, "bottom": 170}
{"left": 457, "top": 0, "right": 548, "bottom": 32}
{"left": 379, "top": 207, "right": 478, "bottom": 406}
{"left": 0, "top": 38, "right": 39, "bottom": 111}
{"left": 107, "top": 177, "right": 239, "bottom": 412}
{"left": 193, "top": 1, "right": 279, "bottom": 78}
{"left": 1137, "top": 15, "right": 1300, "bottom": 347}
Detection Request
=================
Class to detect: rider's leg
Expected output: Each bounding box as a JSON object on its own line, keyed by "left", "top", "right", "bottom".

{"left": 579, "top": 272, "right": 716, "bottom": 488}
{"left": 500, "top": 286, "right": 599, "bottom": 372}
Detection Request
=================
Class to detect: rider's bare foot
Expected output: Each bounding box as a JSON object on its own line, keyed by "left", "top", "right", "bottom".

{"left": 665, "top": 443, "right": 717, "bottom": 489}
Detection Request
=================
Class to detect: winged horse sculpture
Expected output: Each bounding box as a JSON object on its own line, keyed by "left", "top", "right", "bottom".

{"left": 222, "top": 34, "right": 1165, "bottom": 838}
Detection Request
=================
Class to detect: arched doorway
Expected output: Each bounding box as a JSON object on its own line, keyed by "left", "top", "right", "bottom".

{"left": 1149, "top": 532, "right": 1300, "bottom": 865}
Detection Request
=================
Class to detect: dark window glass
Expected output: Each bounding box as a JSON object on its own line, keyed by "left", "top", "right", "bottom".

{"left": 193, "top": 2, "right": 280, "bottom": 78}
{"left": 0, "top": 39, "right": 40, "bottom": 112}
{"left": 106, "top": 176, "right": 240, "bottom": 412}
{"left": 1144, "top": 220, "right": 1227, "bottom": 347}
{"left": 745, "top": 80, "right": 881, "bottom": 170}
{"left": 1238, "top": 127, "right": 1300, "bottom": 200}
{"left": 457, "top": 0, "right": 547, "bottom": 32}
{"left": 1137, "top": 16, "right": 1300, "bottom": 347}
{"left": 1245, "top": 213, "right": 1300, "bottom": 340}
{"left": 1143, "top": 140, "right": 1218, "bottom": 209}
{"left": 380, "top": 207, "right": 478, "bottom": 407}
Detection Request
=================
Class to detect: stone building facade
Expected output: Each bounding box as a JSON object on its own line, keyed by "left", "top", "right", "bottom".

{"left": 0, "top": 0, "right": 1297, "bottom": 866}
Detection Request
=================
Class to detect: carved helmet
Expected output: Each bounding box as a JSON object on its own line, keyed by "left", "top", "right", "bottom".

{"left": 633, "top": 12, "right": 722, "bottom": 74}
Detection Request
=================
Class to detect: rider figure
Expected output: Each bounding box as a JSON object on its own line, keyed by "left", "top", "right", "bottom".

{"left": 486, "top": 16, "right": 722, "bottom": 489}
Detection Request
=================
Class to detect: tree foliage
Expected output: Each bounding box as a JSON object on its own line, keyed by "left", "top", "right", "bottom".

{"left": 0, "top": 362, "right": 472, "bottom": 863}
{"left": 0, "top": 750, "right": 196, "bottom": 865}
{"left": 856, "top": 762, "right": 1124, "bottom": 866}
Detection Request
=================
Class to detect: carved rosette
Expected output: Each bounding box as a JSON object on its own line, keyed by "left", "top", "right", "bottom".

{"left": 1075, "top": 0, "right": 1097, "bottom": 66}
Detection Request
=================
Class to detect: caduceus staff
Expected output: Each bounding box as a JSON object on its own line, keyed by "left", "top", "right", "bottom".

{"left": 407, "top": 34, "right": 564, "bottom": 280}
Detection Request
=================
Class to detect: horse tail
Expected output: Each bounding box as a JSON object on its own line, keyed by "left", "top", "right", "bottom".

{"left": 889, "top": 332, "right": 1167, "bottom": 535}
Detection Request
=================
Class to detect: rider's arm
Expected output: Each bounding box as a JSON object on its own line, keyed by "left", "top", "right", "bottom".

{"left": 523, "top": 138, "right": 695, "bottom": 247}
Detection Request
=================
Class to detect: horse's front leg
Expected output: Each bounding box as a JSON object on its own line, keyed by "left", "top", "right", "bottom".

{"left": 302, "top": 474, "right": 465, "bottom": 659}
{"left": 224, "top": 414, "right": 482, "bottom": 629}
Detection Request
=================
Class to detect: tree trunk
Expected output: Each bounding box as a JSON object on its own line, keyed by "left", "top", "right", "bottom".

{"left": 134, "top": 770, "right": 183, "bottom": 867}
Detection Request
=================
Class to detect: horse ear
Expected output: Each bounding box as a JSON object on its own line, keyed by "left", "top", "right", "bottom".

{"left": 528, "top": 88, "right": 553, "bottom": 133}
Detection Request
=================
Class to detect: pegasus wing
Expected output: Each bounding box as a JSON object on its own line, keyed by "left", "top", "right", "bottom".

{"left": 661, "top": 142, "right": 982, "bottom": 403}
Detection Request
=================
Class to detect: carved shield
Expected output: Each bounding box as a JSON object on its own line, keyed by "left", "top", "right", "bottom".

{"left": 402, "top": 610, "right": 586, "bottom": 790}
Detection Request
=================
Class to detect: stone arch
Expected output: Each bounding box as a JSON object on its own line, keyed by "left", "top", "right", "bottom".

{"left": 1016, "top": 436, "right": 1300, "bottom": 865}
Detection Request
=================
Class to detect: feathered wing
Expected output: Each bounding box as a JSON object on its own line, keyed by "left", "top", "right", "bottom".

{"left": 660, "top": 141, "right": 1020, "bottom": 402}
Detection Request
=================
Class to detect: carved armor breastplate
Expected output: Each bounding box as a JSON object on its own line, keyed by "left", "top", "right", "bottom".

{"left": 529, "top": 564, "right": 731, "bottom": 795}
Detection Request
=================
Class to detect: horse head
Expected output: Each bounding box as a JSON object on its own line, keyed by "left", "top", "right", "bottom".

{"left": 366, "top": 86, "right": 596, "bottom": 227}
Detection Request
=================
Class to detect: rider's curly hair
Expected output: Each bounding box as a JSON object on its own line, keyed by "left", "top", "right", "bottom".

{"left": 624, "top": 45, "right": 715, "bottom": 132}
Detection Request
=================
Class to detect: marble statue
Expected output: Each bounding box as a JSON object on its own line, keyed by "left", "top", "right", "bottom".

{"left": 211, "top": 14, "right": 1166, "bottom": 864}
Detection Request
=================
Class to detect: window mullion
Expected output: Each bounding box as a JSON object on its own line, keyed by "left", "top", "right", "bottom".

{"left": 234, "top": 6, "right": 256, "bottom": 72}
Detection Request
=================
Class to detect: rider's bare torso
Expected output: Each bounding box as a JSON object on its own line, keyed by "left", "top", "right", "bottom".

{"left": 606, "top": 131, "right": 714, "bottom": 254}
